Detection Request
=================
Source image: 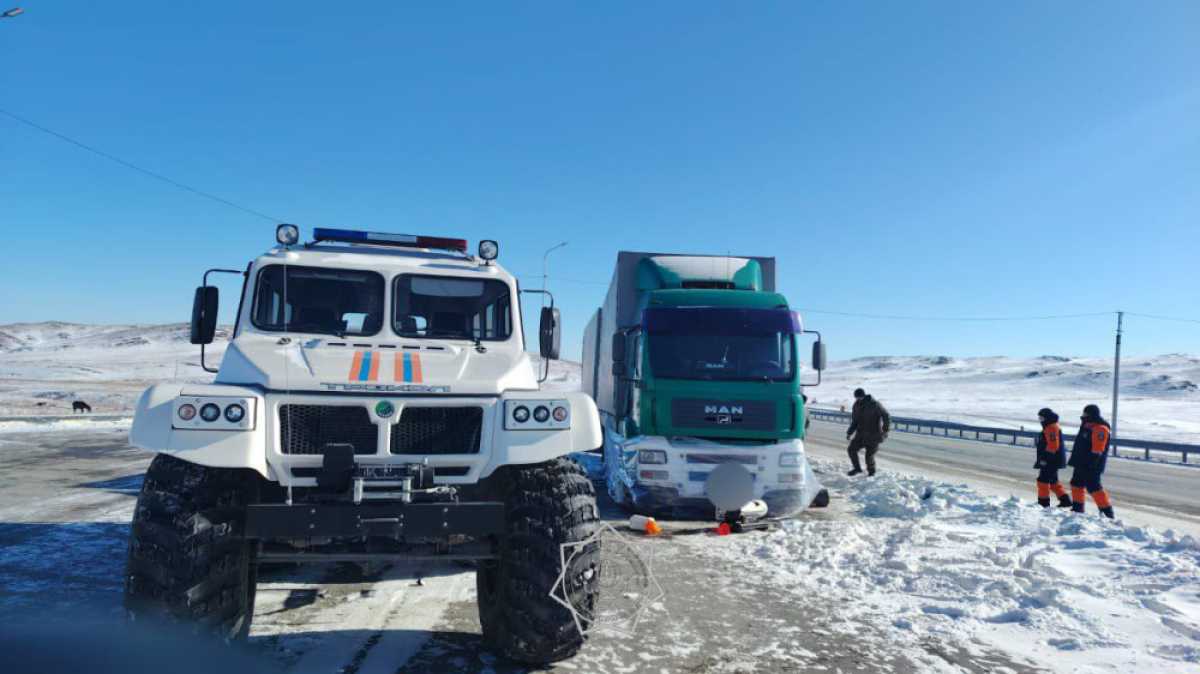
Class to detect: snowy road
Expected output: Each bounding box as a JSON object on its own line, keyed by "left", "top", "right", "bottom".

{"left": 804, "top": 420, "right": 1200, "bottom": 537}
{"left": 1, "top": 427, "right": 1057, "bottom": 673}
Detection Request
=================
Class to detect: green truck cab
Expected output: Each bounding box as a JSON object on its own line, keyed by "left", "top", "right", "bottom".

{"left": 580, "top": 252, "right": 827, "bottom": 515}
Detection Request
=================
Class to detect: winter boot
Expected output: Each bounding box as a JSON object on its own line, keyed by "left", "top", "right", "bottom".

{"left": 867, "top": 469, "right": 876, "bottom": 477}
{"left": 1071, "top": 502, "right": 1085, "bottom": 514}
{"left": 847, "top": 468, "right": 863, "bottom": 476}
{"left": 1037, "top": 497, "right": 1051, "bottom": 508}
{"left": 1057, "top": 494, "right": 1073, "bottom": 508}
{"left": 1099, "top": 506, "right": 1115, "bottom": 519}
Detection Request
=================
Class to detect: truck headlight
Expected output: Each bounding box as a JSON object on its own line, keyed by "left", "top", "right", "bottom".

{"left": 638, "top": 449, "right": 667, "bottom": 465}
{"left": 504, "top": 399, "right": 570, "bottom": 430}
{"left": 173, "top": 396, "right": 256, "bottom": 430}
{"left": 779, "top": 453, "right": 803, "bottom": 467}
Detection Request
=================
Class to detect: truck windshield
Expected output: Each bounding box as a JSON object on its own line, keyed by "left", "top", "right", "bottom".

{"left": 252, "top": 265, "right": 386, "bottom": 336}
{"left": 643, "top": 307, "right": 798, "bottom": 381}
{"left": 393, "top": 274, "right": 513, "bottom": 341}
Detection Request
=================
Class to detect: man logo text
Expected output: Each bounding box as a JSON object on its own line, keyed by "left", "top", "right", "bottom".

{"left": 704, "top": 405, "right": 743, "bottom": 415}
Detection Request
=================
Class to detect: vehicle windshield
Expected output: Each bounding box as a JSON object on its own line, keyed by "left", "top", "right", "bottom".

{"left": 643, "top": 307, "right": 798, "bottom": 381}
{"left": 393, "top": 274, "right": 513, "bottom": 341}
{"left": 251, "top": 265, "right": 385, "bottom": 336}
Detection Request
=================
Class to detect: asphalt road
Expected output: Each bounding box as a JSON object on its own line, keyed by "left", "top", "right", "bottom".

{"left": 0, "top": 427, "right": 1047, "bottom": 673}
{"left": 804, "top": 419, "right": 1200, "bottom": 536}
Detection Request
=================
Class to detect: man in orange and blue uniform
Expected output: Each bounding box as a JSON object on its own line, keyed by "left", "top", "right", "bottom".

{"left": 1034, "top": 408, "right": 1072, "bottom": 508}
{"left": 1068, "top": 404, "right": 1115, "bottom": 519}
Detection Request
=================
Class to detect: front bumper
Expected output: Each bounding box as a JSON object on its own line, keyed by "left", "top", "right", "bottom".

{"left": 629, "top": 485, "right": 814, "bottom": 516}
{"left": 614, "top": 436, "right": 824, "bottom": 516}
{"left": 245, "top": 501, "right": 505, "bottom": 539}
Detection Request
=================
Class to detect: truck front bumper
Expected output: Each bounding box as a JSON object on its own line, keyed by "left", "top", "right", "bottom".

{"left": 616, "top": 436, "right": 824, "bottom": 516}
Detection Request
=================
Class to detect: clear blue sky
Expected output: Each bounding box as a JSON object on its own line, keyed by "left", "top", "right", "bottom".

{"left": 2, "top": 2, "right": 1198, "bottom": 361}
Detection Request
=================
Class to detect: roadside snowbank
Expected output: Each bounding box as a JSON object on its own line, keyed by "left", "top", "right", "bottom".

{"left": 0, "top": 417, "right": 132, "bottom": 434}
{"left": 715, "top": 460, "right": 1200, "bottom": 672}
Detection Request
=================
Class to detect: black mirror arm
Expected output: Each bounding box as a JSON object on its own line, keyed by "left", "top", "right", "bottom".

{"left": 199, "top": 268, "right": 247, "bottom": 374}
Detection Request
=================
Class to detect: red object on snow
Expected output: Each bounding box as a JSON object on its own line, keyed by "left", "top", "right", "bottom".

{"left": 715, "top": 523, "right": 731, "bottom": 536}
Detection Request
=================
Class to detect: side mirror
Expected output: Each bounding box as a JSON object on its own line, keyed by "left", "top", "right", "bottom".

{"left": 811, "top": 341, "right": 827, "bottom": 371}
{"left": 613, "top": 376, "right": 631, "bottom": 418}
{"left": 190, "top": 286, "right": 219, "bottom": 345}
{"left": 539, "top": 307, "right": 561, "bottom": 360}
{"left": 611, "top": 333, "right": 626, "bottom": 363}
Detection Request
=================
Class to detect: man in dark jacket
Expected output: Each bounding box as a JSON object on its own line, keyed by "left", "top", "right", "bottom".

{"left": 1034, "top": 408, "right": 1072, "bottom": 508}
{"left": 846, "top": 388, "right": 890, "bottom": 476}
{"left": 1068, "top": 404, "right": 1115, "bottom": 519}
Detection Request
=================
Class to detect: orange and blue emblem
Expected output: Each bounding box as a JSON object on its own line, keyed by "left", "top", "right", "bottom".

{"left": 348, "top": 350, "right": 381, "bottom": 382}
{"left": 396, "top": 351, "right": 424, "bottom": 383}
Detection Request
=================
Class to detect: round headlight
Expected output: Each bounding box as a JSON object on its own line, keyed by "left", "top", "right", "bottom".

{"left": 533, "top": 406, "right": 550, "bottom": 423}
{"left": 177, "top": 404, "right": 196, "bottom": 421}
{"left": 512, "top": 405, "right": 530, "bottom": 423}
{"left": 276, "top": 223, "right": 300, "bottom": 245}
{"left": 224, "top": 403, "right": 246, "bottom": 423}
{"left": 478, "top": 239, "right": 499, "bottom": 261}
{"left": 199, "top": 403, "right": 221, "bottom": 422}
{"left": 552, "top": 406, "right": 568, "bottom": 422}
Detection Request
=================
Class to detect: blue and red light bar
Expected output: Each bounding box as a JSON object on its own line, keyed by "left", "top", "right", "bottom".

{"left": 312, "top": 228, "right": 467, "bottom": 253}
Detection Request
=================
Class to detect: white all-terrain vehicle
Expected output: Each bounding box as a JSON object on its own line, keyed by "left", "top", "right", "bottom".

{"left": 124, "top": 225, "right": 603, "bottom": 663}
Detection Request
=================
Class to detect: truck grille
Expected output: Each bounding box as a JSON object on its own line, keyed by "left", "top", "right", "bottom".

{"left": 670, "top": 399, "right": 777, "bottom": 431}
{"left": 391, "top": 407, "right": 482, "bottom": 455}
{"left": 279, "top": 405, "right": 378, "bottom": 455}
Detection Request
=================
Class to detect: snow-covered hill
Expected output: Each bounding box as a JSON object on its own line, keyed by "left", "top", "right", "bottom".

{"left": 811, "top": 355, "right": 1200, "bottom": 443}
{"left": 0, "top": 322, "right": 579, "bottom": 416}
{"left": 1, "top": 322, "right": 1194, "bottom": 442}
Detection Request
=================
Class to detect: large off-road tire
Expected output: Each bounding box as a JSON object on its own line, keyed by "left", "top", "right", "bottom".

{"left": 124, "top": 453, "right": 259, "bottom": 640}
{"left": 476, "top": 458, "right": 601, "bottom": 664}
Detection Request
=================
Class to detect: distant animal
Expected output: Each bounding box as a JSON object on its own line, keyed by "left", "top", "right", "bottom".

{"left": 72, "top": 401, "right": 92, "bottom": 414}
{"left": 35, "top": 401, "right": 47, "bottom": 407}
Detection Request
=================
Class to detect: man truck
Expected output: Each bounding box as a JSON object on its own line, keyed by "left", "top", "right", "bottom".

{"left": 580, "top": 252, "right": 827, "bottom": 516}
{"left": 124, "top": 225, "right": 602, "bottom": 664}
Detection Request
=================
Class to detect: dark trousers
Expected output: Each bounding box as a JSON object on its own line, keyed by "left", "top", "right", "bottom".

{"left": 848, "top": 436, "right": 880, "bottom": 472}
{"left": 1069, "top": 467, "right": 1103, "bottom": 492}
{"left": 1037, "top": 465, "right": 1063, "bottom": 485}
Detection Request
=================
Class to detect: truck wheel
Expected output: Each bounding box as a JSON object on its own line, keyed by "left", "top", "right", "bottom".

{"left": 124, "top": 454, "right": 258, "bottom": 640}
{"left": 477, "top": 458, "right": 601, "bottom": 664}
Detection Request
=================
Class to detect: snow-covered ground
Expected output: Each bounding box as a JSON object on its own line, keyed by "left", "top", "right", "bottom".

{"left": 705, "top": 458, "right": 1200, "bottom": 672}
{"left": 809, "top": 355, "right": 1200, "bottom": 444}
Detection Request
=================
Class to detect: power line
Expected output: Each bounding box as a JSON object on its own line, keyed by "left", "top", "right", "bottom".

{"left": 1126, "top": 312, "right": 1200, "bottom": 325}
{"left": 0, "top": 106, "right": 283, "bottom": 223}
{"left": 795, "top": 309, "right": 1116, "bottom": 322}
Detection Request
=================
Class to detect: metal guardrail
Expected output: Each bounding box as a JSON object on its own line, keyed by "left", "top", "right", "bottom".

{"left": 809, "top": 409, "right": 1195, "bottom": 464}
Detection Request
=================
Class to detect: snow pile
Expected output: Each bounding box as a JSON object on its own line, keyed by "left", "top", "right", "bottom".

{"left": 724, "top": 460, "right": 1200, "bottom": 672}
{"left": 0, "top": 417, "right": 133, "bottom": 434}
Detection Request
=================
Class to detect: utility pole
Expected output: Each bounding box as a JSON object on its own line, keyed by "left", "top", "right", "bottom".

{"left": 1111, "top": 311, "right": 1123, "bottom": 455}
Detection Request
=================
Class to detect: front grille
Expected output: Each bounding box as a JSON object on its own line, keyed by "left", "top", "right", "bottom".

{"left": 391, "top": 407, "right": 482, "bottom": 455}
{"left": 686, "top": 454, "right": 758, "bottom": 465}
{"left": 670, "top": 398, "right": 777, "bottom": 431}
{"left": 279, "top": 405, "right": 378, "bottom": 455}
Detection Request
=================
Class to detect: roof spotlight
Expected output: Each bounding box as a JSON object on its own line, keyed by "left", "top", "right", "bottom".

{"left": 276, "top": 223, "right": 300, "bottom": 246}
{"left": 478, "top": 239, "right": 499, "bottom": 261}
